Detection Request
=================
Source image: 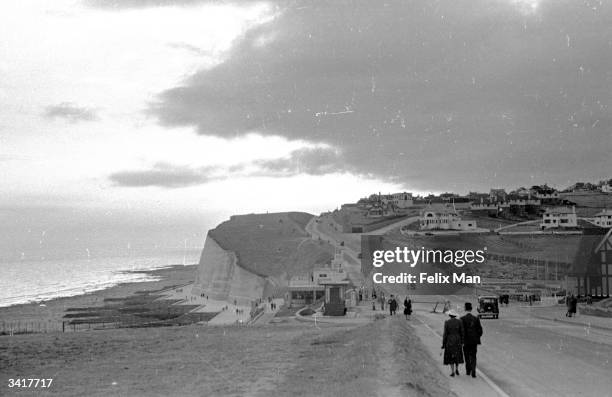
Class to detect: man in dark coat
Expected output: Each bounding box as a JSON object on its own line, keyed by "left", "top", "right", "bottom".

{"left": 460, "top": 302, "right": 483, "bottom": 378}
{"left": 388, "top": 295, "right": 398, "bottom": 315}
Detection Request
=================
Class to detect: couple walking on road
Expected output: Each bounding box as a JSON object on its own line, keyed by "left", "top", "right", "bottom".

{"left": 386, "top": 295, "right": 412, "bottom": 320}
{"left": 442, "top": 302, "right": 483, "bottom": 378}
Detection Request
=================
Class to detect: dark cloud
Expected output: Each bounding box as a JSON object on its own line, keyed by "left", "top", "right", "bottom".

{"left": 256, "top": 147, "right": 346, "bottom": 176}
{"left": 148, "top": 0, "right": 612, "bottom": 192}
{"left": 109, "top": 163, "right": 217, "bottom": 188}
{"left": 44, "top": 102, "right": 99, "bottom": 122}
{"left": 109, "top": 148, "right": 344, "bottom": 188}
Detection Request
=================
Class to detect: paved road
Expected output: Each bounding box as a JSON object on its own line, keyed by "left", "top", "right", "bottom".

{"left": 412, "top": 296, "right": 612, "bottom": 397}
{"left": 306, "top": 214, "right": 419, "bottom": 258}
{"left": 366, "top": 216, "right": 420, "bottom": 235}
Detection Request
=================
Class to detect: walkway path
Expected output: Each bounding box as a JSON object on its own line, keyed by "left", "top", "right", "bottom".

{"left": 411, "top": 295, "right": 612, "bottom": 397}
{"left": 250, "top": 298, "right": 285, "bottom": 325}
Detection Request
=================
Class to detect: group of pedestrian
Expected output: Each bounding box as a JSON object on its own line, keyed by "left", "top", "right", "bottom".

{"left": 385, "top": 295, "right": 412, "bottom": 319}
{"left": 442, "top": 302, "right": 483, "bottom": 378}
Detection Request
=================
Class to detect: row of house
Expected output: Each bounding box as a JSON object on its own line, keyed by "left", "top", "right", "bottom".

{"left": 350, "top": 185, "right": 612, "bottom": 232}
{"left": 565, "top": 181, "right": 612, "bottom": 193}
{"left": 357, "top": 192, "right": 413, "bottom": 218}
{"left": 417, "top": 205, "right": 612, "bottom": 232}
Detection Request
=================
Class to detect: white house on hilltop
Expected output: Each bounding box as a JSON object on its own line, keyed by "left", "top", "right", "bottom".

{"left": 594, "top": 209, "right": 612, "bottom": 228}
{"left": 419, "top": 207, "right": 477, "bottom": 231}
{"left": 540, "top": 206, "right": 577, "bottom": 229}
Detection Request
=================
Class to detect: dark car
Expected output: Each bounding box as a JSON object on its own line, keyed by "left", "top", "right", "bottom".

{"left": 477, "top": 295, "right": 499, "bottom": 319}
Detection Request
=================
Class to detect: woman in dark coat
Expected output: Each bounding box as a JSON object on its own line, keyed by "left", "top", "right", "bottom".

{"left": 569, "top": 295, "right": 578, "bottom": 317}
{"left": 442, "top": 309, "right": 464, "bottom": 376}
{"left": 403, "top": 297, "right": 412, "bottom": 319}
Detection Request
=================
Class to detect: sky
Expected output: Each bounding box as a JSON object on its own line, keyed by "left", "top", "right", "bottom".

{"left": 1, "top": 0, "right": 612, "bottom": 238}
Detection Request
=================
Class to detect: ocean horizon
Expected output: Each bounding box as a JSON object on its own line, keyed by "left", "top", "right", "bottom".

{"left": 0, "top": 248, "right": 202, "bottom": 308}
{"left": 0, "top": 207, "right": 210, "bottom": 307}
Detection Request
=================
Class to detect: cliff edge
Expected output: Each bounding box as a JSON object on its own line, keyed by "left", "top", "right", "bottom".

{"left": 193, "top": 212, "right": 334, "bottom": 305}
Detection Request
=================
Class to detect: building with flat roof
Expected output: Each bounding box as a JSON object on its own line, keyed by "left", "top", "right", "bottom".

{"left": 594, "top": 209, "right": 612, "bottom": 228}
{"left": 540, "top": 206, "right": 577, "bottom": 229}
{"left": 419, "top": 206, "right": 477, "bottom": 231}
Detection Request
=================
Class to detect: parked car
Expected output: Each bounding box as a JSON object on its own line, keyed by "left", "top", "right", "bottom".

{"left": 477, "top": 295, "right": 499, "bottom": 319}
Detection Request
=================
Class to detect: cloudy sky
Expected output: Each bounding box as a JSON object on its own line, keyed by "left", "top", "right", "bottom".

{"left": 1, "top": 0, "right": 611, "bottom": 232}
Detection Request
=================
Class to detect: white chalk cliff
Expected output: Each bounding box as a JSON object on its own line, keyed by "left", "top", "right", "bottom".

{"left": 192, "top": 233, "right": 266, "bottom": 305}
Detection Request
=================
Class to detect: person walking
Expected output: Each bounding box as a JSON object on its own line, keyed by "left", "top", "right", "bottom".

{"left": 442, "top": 309, "right": 464, "bottom": 377}
{"left": 388, "top": 295, "right": 398, "bottom": 316}
{"left": 460, "top": 302, "right": 483, "bottom": 378}
{"left": 569, "top": 294, "right": 578, "bottom": 317}
{"left": 403, "top": 297, "right": 412, "bottom": 319}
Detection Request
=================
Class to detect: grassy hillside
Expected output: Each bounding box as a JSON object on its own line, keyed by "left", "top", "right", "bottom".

{"left": 387, "top": 231, "right": 582, "bottom": 263}
{"left": 560, "top": 192, "right": 612, "bottom": 207}
{"left": 209, "top": 212, "right": 334, "bottom": 277}
{"left": 384, "top": 229, "right": 586, "bottom": 279}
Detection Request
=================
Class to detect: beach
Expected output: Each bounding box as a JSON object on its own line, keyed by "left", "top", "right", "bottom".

{"left": 0, "top": 264, "right": 198, "bottom": 326}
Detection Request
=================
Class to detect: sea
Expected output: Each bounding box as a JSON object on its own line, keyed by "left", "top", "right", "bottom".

{"left": 0, "top": 207, "right": 210, "bottom": 308}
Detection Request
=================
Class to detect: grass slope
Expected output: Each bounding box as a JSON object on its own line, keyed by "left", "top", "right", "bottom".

{"left": 209, "top": 212, "right": 334, "bottom": 277}
{"left": 0, "top": 319, "right": 455, "bottom": 397}
{"left": 384, "top": 229, "right": 584, "bottom": 280}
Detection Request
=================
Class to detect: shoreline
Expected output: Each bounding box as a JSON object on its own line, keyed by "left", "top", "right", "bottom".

{"left": 0, "top": 264, "right": 198, "bottom": 324}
